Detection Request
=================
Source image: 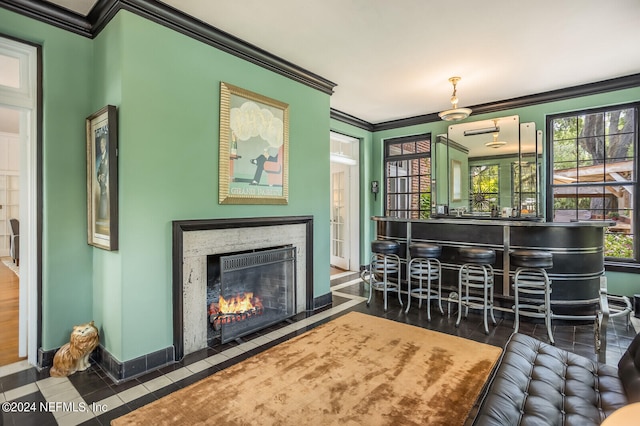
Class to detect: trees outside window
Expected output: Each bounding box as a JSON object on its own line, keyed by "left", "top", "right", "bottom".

{"left": 469, "top": 165, "right": 499, "bottom": 213}
{"left": 548, "top": 104, "right": 638, "bottom": 263}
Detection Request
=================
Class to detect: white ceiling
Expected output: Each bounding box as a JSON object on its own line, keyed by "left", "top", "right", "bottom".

{"left": 26, "top": 0, "right": 640, "bottom": 124}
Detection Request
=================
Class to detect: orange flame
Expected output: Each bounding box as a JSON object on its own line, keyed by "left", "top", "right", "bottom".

{"left": 218, "top": 292, "right": 263, "bottom": 314}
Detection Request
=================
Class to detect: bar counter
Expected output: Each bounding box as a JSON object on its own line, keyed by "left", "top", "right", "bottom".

{"left": 373, "top": 216, "right": 613, "bottom": 319}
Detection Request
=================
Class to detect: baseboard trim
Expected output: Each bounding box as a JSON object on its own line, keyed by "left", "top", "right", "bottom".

{"left": 313, "top": 292, "right": 332, "bottom": 310}
{"left": 37, "top": 344, "right": 176, "bottom": 383}
{"left": 94, "top": 344, "right": 175, "bottom": 383}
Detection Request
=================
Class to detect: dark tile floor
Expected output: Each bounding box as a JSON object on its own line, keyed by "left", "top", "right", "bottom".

{"left": 0, "top": 271, "right": 637, "bottom": 425}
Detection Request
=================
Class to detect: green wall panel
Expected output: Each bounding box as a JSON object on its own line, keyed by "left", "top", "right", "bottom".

{"left": 0, "top": 8, "right": 94, "bottom": 351}
{"left": 91, "top": 13, "right": 124, "bottom": 360}
{"left": 111, "top": 12, "right": 331, "bottom": 361}
{"left": 1, "top": 8, "right": 331, "bottom": 362}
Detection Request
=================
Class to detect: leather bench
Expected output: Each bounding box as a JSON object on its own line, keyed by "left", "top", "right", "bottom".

{"left": 474, "top": 332, "right": 640, "bottom": 425}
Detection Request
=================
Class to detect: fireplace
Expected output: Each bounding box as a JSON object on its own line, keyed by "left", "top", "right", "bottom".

{"left": 207, "top": 246, "right": 296, "bottom": 344}
{"left": 173, "top": 216, "right": 314, "bottom": 360}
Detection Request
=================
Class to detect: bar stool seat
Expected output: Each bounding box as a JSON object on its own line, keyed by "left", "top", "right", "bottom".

{"left": 459, "top": 247, "right": 496, "bottom": 264}
{"left": 405, "top": 243, "right": 443, "bottom": 319}
{"left": 511, "top": 250, "right": 553, "bottom": 268}
{"left": 456, "top": 247, "right": 496, "bottom": 334}
{"left": 371, "top": 240, "right": 401, "bottom": 255}
{"left": 410, "top": 243, "right": 441, "bottom": 258}
{"left": 511, "top": 249, "right": 554, "bottom": 344}
{"left": 367, "top": 240, "right": 403, "bottom": 311}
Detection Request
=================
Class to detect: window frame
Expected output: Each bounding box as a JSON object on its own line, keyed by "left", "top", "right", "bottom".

{"left": 468, "top": 163, "right": 500, "bottom": 213}
{"left": 383, "top": 133, "right": 432, "bottom": 219}
{"left": 546, "top": 103, "right": 639, "bottom": 272}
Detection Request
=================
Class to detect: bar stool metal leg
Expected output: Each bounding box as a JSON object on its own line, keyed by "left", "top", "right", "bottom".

{"left": 513, "top": 267, "right": 554, "bottom": 344}
{"left": 455, "top": 247, "right": 496, "bottom": 335}
{"left": 511, "top": 249, "right": 554, "bottom": 344}
{"left": 456, "top": 263, "right": 495, "bottom": 334}
{"left": 367, "top": 252, "right": 402, "bottom": 311}
{"left": 405, "top": 257, "right": 443, "bottom": 319}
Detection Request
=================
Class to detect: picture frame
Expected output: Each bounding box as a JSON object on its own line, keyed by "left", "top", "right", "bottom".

{"left": 451, "top": 159, "right": 462, "bottom": 202}
{"left": 86, "top": 105, "right": 118, "bottom": 250}
{"left": 219, "top": 82, "right": 289, "bottom": 204}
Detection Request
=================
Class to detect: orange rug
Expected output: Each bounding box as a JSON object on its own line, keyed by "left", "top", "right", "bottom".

{"left": 112, "top": 312, "right": 502, "bottom": 425}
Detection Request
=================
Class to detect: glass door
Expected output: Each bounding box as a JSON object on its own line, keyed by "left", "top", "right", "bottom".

{"left": 330, "top": 165, "right": 349, "bottom": 270}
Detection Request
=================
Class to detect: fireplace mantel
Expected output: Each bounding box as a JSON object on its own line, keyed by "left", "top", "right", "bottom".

{"left": 172, "top": 216, "right": 314, "bottom": 360}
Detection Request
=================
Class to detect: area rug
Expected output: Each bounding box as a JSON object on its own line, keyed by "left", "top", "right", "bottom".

{"left": 112, "top": 312, "right": 502, "bottom": 425}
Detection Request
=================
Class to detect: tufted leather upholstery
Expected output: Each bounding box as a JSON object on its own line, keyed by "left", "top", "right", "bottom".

{"left": 474, "top": 332, "right": 639, "bottom": 425}
{"left": 618, "top": 331, "right": 640, "bottom": 402}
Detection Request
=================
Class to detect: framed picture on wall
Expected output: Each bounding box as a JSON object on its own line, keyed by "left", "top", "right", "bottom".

{"left": 219, "top": 82, "right": 289, "bottom": 204}
{"left": 86, "top": 105, "right": 118, "bottom": 250}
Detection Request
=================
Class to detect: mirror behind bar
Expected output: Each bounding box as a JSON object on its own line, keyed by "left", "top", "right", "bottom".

{"left": 437, "top": 115, "right": 542, "bottom": 219}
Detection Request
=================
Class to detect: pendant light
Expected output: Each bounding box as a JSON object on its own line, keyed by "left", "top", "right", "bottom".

{"left": 485, "top": 119, "right": 507, "bottom": 148}
{"left": 438, "top": 76, "right": 472, "bottom": 121}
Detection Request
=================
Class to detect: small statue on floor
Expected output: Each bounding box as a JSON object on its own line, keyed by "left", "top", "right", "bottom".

{"left": 50, "top": 321, "right": 99, "bottom": 377}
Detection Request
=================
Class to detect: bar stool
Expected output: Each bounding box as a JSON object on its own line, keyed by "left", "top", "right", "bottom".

{"left": 511, "top": 249, "right": 554, "bottom": 344}
{"left": 367, "top": 240, "right": 403, "bottom": 311}
{"left": 456, "top": 247, "right": 496, "bottom": 334}
{"left": 405, "top": 243, "right": 443, "bottom": 320}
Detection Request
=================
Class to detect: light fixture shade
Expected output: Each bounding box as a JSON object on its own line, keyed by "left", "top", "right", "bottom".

{"left": 439, "top": 107, "right": 472, "bottom": 121}
{"left": 484, "top": 119, "right": 506, "bottom": 148}
{"left": 485, "top": 140, "right": 507, "bottom": 148}
{"left": 439, "top": 76, "right": 472, "bottom": 122}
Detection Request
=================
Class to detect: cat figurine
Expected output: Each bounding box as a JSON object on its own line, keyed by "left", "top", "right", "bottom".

{"left": 50, "top": 321, "right": 99, "bottom": 377}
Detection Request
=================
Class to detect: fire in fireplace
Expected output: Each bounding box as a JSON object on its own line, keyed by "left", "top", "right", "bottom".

{"left": 208, "top": 292, "right": 264, "bottom": 329}
{"left": 207, "top": 246, "right": 296, "bottom": 344}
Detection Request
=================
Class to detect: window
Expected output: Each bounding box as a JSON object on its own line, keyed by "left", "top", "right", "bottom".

{"left": 512, "top": 161, "right": 538, "bottom": 214}
{"left": 384, "top": 134, "right": 432, "bottom": 219}
{"left": 469, "top": 164, "right": 499, "bottom": 213}
{"left": 548, "top": 104, "right": 638, "bottom": 265}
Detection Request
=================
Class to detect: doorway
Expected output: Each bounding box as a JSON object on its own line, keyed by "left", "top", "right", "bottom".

{"left": 330, "top": 132, "right": 359, "bottom": 273}
{"left": 0, "top": 36, "right": 38, "bottom": 366}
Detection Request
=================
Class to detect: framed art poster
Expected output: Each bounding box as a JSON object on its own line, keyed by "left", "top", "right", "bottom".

{"left": 219, "top": 82, "right": 289, "bottom": 204}
{"left": 86, "top": 105, "right": 118, "bottom": 250}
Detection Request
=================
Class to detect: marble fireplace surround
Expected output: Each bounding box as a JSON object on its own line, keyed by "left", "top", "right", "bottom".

{"left": 172, "top": 216, "right": 314, "bottom": 360}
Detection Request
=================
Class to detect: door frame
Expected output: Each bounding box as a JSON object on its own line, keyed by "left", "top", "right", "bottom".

{"left": 0, "top": 35, "right": 40, "bottom": 364}
{"left": 329, "top": 131, "right": 360, "bottom": 271}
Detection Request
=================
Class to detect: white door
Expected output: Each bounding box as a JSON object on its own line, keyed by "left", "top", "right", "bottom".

{"left": 330, "top": 164, "right": 349, "bottom": 269}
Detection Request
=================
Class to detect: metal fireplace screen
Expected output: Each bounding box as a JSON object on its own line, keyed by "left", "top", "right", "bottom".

{"left": 212, "top": 246, "right": 296, "bottom": 344}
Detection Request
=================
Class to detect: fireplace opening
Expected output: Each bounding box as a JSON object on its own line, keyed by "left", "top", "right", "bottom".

{"left": 206, "top": 245, "right": 296, "bottom": 344}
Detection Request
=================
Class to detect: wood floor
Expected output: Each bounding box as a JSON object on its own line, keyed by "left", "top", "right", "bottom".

{"left": 0, "top": 258, "right": 23, "bottom": 366}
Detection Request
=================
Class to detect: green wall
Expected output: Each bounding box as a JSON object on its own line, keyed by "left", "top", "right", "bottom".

{"left": 91, "top": 13, "right": 125, "bottom": 360}
{"left": 100, "top": 12, "right": 331, "bottom": 361}
{"left": 1, "top": 8, "right": 331, "bottom": 363}
{"left": 0, "top": 8, "right": 94, "bottom": 351}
